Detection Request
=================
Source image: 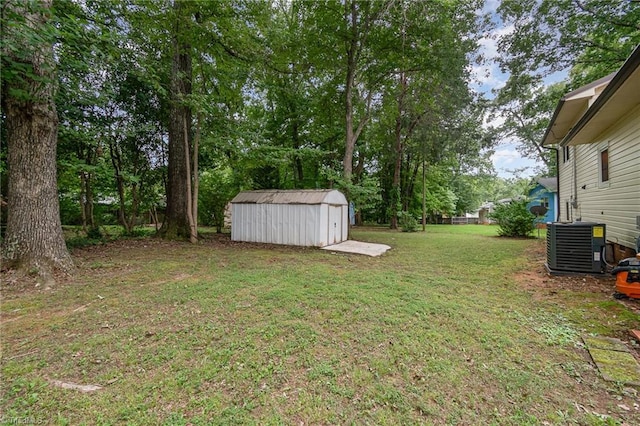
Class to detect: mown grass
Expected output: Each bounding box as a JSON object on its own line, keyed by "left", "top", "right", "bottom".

{"left": 1, "top": 225, "right": 638, "bottom": 425}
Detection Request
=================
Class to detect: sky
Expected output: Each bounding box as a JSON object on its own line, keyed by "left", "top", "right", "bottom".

{"left": 471, "top": 2, "right": 566, "bottom": 180}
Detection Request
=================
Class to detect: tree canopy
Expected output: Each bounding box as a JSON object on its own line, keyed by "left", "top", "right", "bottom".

{"left": 492, "top": 0, "right": 640, "bottom": 175}
{"left": 6, "top": 0, "right": 636, "bottom": 279}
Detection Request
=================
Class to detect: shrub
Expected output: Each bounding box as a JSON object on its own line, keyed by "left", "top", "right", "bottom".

{"left": 398, "top": 211, "right": 419, "bottom": 233}
{"left": 86, "top": 226, "right": 103, "bottom": 239}
{"left": 489, "top": 199, "right": 535, "bottom": 237}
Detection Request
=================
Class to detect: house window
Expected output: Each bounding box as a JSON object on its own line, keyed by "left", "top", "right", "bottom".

{"left": 565, "top": 201, "right": 570, "bottom": 221}
{"left": 600, "top": 148, "right": 609, "bottom": 183}
{"left": 562, "top": 146, "right": 570, "bottom": 163}
{"left": 541, "top": 197, "right": 549, "bottom": 209}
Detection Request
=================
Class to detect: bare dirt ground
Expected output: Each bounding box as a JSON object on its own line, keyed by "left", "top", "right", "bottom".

{"left": 514, "top": 238, "right": 640, "bottom": 318}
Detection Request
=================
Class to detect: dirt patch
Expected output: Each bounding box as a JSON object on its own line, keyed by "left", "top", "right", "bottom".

{"left": 514, "top": 239, "right": 640, "bottom": 323}
{"left": 515, "top": 267, "right": 624, "bottom": 301}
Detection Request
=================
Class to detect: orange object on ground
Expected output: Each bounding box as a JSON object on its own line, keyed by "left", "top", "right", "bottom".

{"left": 615, "top": 271, "right": 640, "bottom": 299}
{"left": 612, "top": 254, "right": 640, "bottom": 299}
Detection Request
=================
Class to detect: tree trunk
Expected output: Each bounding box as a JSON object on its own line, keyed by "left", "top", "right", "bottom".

{"left": 390, "top": 72, "right": 407, "bottom": 230}
{"left": 343, "top": 0, "right": 357, "bottom": 184}
{"left": 84, "top": 171, "right": 95, "bottom": 230}
{"left": 127, "top": 181, "right": 140, "bottom": 233}
{"left": 79, "top": 172, "right": 88, "bottom": 233}
{"left": 80, "top": 148, "right": 96, "bottom": 232}
{"left": 292, "top": 117, "right": 304, "bottom": 186}
{"left": 79, "top": 170, "right": 96, "bottom": 233}
{"left": 150, "top": 206, "right": 159, "bottom": 230}
{"left": 159, "top": 0, "right": 193, "bottom": 240}
{"left": 1, "top": 0, "right": 74, "bottom": 282}
{"left": 192, "top": 113, "right": 201, "bottom": 240}
{"left": 184, "top": 121, "right": 197, "bottom": 244}
{"left": 422, "top": 156, "right": 426, "bottom": 231}
{"left": 343, "top": 0, "right": 373, "bottom": 184}
{"left": 109, "top": 139, "right": 132, "bottom": 234}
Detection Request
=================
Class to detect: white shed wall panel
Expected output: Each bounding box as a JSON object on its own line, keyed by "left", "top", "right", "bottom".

{"left": 559, "top": 105, "right": 640, "bottom": 249}
{"left": 232, "top": 203, "right": 325, "bottom": 246}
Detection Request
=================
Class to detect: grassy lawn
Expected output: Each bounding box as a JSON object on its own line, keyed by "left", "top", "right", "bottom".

{"left": 1, "top": 225, "right": 639, "bottom": 425}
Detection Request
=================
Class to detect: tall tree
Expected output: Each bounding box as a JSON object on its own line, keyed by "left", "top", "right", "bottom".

{"left": 381, "top": 0, "right": 486, "bottom": 228}
{"left": 55, "top": 0, "right": 167, "bottom": 236}
{"left": 498, "top": 0, "right": 640, "bottom": 86}
{"left": 159, "top": 0, "right": 196, "bottom": 241}
{"left": 490, "top": 79, "right": 564, "bottom": 175}
{"left": 341, "top": 0, "right": 388, "bottom": 183}
{"left": 495, "top": 0, "right": 640, "bottom": 175}
{"left": 1, "top": 0, "right": 74, "bottom": 282}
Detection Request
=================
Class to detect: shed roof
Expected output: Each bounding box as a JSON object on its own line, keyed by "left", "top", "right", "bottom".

{"left": 231, "top": 189, "right": 347, "bottom": 205}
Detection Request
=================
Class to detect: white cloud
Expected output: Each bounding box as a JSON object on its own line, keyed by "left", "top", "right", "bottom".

{"left": 491, "top": 144, "right": 540, "bottom": 179}
{"left": 492, "top": 148, "right": 520, "bottom": 165}
{"left": 471, "top": 17, "right": 548, "bottom": 180}
{"left": 469, "top": 24, "right": 515, "bottom": 96}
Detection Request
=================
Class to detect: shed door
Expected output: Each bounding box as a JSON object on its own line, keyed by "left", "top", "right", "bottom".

{"left": 328, "top": 205, "right": 342, "bottom": 244}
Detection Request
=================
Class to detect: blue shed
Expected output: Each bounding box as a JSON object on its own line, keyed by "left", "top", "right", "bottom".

{"left": 527, "top": 177, "right": 558, "bottom": 224}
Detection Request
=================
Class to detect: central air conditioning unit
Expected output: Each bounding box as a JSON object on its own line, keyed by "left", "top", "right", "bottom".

{"left": 546, "top": 222, "right": 606, "bottom": 274}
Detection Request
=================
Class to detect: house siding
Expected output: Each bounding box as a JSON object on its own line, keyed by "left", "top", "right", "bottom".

{"left": 559, "top": 104, "right": 640, "bottom": 250}
{"left": 559, "top": 147, "right": 575, "bottom": 222}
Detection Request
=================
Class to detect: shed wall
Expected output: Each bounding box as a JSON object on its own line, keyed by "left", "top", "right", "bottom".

{"left": 232, "top": 203, "right": 323, "bottom": 246}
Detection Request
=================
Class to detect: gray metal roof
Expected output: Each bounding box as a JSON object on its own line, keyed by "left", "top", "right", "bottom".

{"left": 231, "top": 189, "right": 347, "bottom": 205}
{"left": 537, "top": 177, "right": 558, "bottom": 192}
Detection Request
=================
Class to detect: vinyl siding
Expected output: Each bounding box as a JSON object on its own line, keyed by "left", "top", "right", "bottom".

{"left": 558, "top": 146, "right": 576, "bottom": 222}
{"left": 558, "top": 104, "right": 640, "bottom": 249}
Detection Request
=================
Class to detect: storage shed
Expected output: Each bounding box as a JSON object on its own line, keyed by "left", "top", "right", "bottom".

{"left": 231, "top": 189, "right": 348, "bottom": 247}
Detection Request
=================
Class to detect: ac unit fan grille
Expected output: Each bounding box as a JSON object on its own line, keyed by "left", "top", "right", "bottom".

{"left": 547, "top": 223, "right": 605, "bottom": 273}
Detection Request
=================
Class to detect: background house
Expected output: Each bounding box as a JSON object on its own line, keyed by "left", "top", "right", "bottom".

{"left": 527, "top": 177, "right": 558, "bottom": 225}
{"left": 542, "top": 44, "right": 640, "bottom": 258}
{"left": 476, "top": 202, "right": 494, "bottom": 224}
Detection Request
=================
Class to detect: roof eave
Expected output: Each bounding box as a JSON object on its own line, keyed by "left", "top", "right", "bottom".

{"left": 541, "top": 98, "right": 566, "bottom": 147}
{"left": 562, "top": 45, "right": 640, "bottom": 147}
{"left": 540, "top": 70, "right": 620, "bottom": 147}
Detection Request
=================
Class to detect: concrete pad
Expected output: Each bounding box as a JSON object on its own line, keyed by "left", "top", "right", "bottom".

{"left": 583, "top": 336, "right": 631, "bottom": 353}
{"left": 584, "top": 336, "right": 640, "bottom": 385}
{"left": 321, "top": 240, "right": 391, "bottom": 257}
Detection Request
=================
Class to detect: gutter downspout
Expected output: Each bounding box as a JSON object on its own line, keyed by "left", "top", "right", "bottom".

{"left": 571, "top": 145, "right": 578, "bottom": 221}
{"left": 543, "top": 145, "right": 560, "bottom": 222}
